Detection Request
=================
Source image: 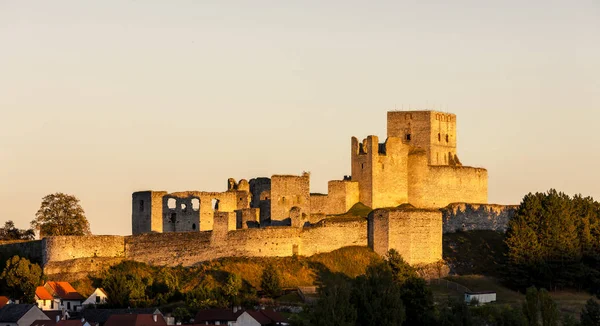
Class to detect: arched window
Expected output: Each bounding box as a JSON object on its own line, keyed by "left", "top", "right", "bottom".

{"left": 192, "top": 223, "right": 196, "bottom": 230}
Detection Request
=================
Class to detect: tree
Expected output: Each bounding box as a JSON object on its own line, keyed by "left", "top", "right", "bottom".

{"left": 400, "top": 276, "right": 435, "bottom": 325}
{"left": 385, "top": 249, "right": 417, "bottom": 284}
{"left": 0, "top": 256, "right": 42, "bottom": 303}
{"left": 351, "top": 262, "right": 405, "bottom": 326}
{"left": 260, "top": 263, "right": 282, "bottom": 298}
{"left": 0, "top": 221, "right": 35, "bottom": 241}
{"left": 580, "top": 298, "right": 600, "bottom": 326}
{"left": 539, "top": 288, "right": 559, "bottom": 326}
{"left": 223, "top": 273, "right": 242, "bottom": 305}
{"left": 31, "top": 193, "right": 91, "bottom": 236}
{"left": 310, "top": 275, "right": 356, "bottom": 326}
{"left": 523, "top": 287, "right": 540, "bottom": 326}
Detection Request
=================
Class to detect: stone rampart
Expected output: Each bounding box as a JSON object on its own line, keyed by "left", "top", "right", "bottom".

{"left": 42, "top": 236, "right": 125, "bottom": 265}
{"left": 441, "top": 203, "right": 517, "bottom": 233}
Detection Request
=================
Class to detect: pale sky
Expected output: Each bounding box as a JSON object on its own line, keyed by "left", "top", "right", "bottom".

{"left": 1, "top": 0, "right": 599, "bottom": 235}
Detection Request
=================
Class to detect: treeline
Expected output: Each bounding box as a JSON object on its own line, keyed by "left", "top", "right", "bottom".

{"left": 505, "top": 189, "right": 600, "bottom": 293}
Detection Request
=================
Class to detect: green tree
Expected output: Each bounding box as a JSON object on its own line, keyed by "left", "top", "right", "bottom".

{"left": 400, "top": 276, "right": 435, "bottom": 325}
{"left": 539, "top": 288, "right": 559, "bottom": 326}
{"left": 172, "top": 307, "right": 192, "bottom": 324}
{"left": 0, "top": 221, "right": 35, "bottom": 241}
{"left": 260, "top": 263, "right": 282, "bottom": 298}
{"left": 385, "top": 249, "right": 417, "bottom": 284}
{"left": 223, "top": 273, "right": 242, "bottom": 305}
{"left": 523, "top": 287, "right": 540, "bottom": 326}
{"left": 437, "top": 298, "right": 472, "bottom": 326}
{"left": 310, "top": 275, "right": 356, "bottom": 326}
{"left": 351, "top": 262, "right": 405, "bottom": 326}
{"left": 580, "top": 298, "right": 600, "bottom": 326}
{"left": 0, "top": 256, "right": 42, "bottom": 303}
{"left": 31, "top": 193, "right": 91, "bottom": 236}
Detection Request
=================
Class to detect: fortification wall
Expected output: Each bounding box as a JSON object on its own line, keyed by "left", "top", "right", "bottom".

{"left": 408, "top": 150, "right": 487, "bottom": 208}
{"left": 301, "top": 219, "right": 367, "bottom": 255}
{"left": 369, "top": 208, "right": 442, "bottom": 265}
{"left": 441, "top": 203, "right": 517, "bottom": 233}
{"left": 309, "top": 194, "right": 329, "bottom": 215}
{"left": 42, "top": 236, "right": 125, "bottom": 265}
{"left": 371, "top": 137, "right": 410, "bottom": 208}
{"left": 327, "top": 180, "right": 360, "bottom": 214}
{"left": 270, "top": 174, "right": 310, "bottom": 221}
{"left": 166, "top": 191, "right": 246, "bottom": 231}
{"left": 125, "top": 232, "right": 213, "bottom": 266}
{"left": 0, "top": 240, "right": 43, "bottom": 264}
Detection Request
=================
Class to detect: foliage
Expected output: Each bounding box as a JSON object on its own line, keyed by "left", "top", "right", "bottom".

{"left": 0, "top": 221, "right": 35, "bottom": 241}
{"left": 31, "top": 193, "right": 91, "bottom": 236}
{"left": 351, "top": 261, "right": 405, "bottom": 326}
{"left": 172, "top": 307, "right": 192, "bottom": 324}
{"left": 385, "top": 249, "right": 417, "bottom": 284}
{"left": 437, "top": 298, "right": 472, "bottom": 326}
{"left": 223, "top": 273, "right": 242, "bottom": 305}
{"left": 260, "top": 263, "right": 282, "bottom": 298}
{"left": 522, "top": 286, "right": 561, "bottom": 326}
{"left": 580, "top": 298, "right": 600, "bottom": 326}
{"left": 399, "top": 276, "right": 436, "bottom": 325}
{"left": 505, "top": 190, "right": 600, "bottom": 292}
{"left": 310, "top": 274, "right": 356, "bottom": 326}
{"left": 0, "top": 255, "right": 42, "bottom": 303}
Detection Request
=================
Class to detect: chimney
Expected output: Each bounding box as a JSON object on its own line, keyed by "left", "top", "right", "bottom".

{"left": 233, "top": 306, "right": 238, "bottom": 313}
{"left": 153, "top": 314, "right": 157, "bottom": 322}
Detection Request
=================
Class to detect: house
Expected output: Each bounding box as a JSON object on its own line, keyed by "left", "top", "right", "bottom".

{"left": 81, "top": 308, "right": 162, "bottom": 325}
{"left": 43, "top": 282, "right": 85, "bottom": 312}
{"left": 464, "top": 291, "right": 497, "bottom": 305}
{"left": 236, "top": 310, "right": 288, "bottom": 326}
{"left": 0, "top": 304, "right": 50, "bottom": 326}
{"left": 81, "top": 289, "right": 107, "bottom": 307}
{"left": 36, "top": 287, "right": 57, "bottom": 311}
{"left": 0, "top": 296, "right": 13, "bottom": 309}
{"left": 194, "top": 309, "right": 241, "bottom": 326}
{"left": 104, "top": 313, "right": 166, "bottom": 326}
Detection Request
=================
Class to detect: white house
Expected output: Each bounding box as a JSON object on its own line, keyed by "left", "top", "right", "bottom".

{"left": 36, "top": 286, "right": 58, "bottom": 311}
{"left": 464, "top": 291, "right": 497, "bottom": 305}
{"left": 82, "top": 288, "right": 108, "bottom": 306}
{"left": 0, "top": 304, "right": 50, "bottom": 326}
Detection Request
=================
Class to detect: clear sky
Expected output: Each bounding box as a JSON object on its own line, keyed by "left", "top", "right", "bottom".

{"left": 1, "top": 0, "right": 598, "bottom": 235}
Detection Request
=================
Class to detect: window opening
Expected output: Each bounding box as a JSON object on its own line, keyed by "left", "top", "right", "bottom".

{"left": 170, "top": 213, "right": 176, "bottom": 223}
{"left": 191, "top": 198, "right": 200, "bottom": 211}
{"left": 192, "top": 223, "right": 196, "bottom": 230}
{"left": 446, "top": 134, "right": 449, "bottom": 143}
{"left": 406, "top": 134, "right": 411, "bottom": 141}
{"left": 167, "top": 198, "right": 176, "bottom": 209}
{"left": 211, "top": 199, "right": 220, "bottom": 211}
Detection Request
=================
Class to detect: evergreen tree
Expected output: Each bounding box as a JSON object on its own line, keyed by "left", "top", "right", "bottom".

{"left": 310, "top": 275, "right": 356, "bottom": 326}
{"left": 400, "top": 276, "right": 435, "bottom": 325}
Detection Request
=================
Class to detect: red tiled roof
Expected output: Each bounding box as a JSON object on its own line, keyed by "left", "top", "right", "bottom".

{"left": 36, "top": 287, "right": 54, "bottom": 301}
{"left": 45, "top": 282, "right": 85, "bottom": 300}
{"left": 104, "top": 314, "right": 166, "bottom": 326}
{"left": 0, "top": 296, "right": 9, "bottom": 308}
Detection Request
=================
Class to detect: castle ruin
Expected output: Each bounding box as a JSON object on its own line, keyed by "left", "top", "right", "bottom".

{"left": 0, "top": 110, "right": 515, "bottom": 280}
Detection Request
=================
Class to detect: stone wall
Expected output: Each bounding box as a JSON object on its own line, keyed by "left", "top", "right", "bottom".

{"left": 249, "top": 177, "right": 271, "bottom": 224}
{"left": 270, "top": 174, "right": 310, "bottom": 221}
{"left": 125, "top": 231, "right": 213, "bottom": 266}
{"left": 407, "top": 150, "right": 488, "bottom": 208}
{"left": 0, "top": 240, "right": 43, "bottom": 264}
{"left": 301, "top": 219, "right": 367, "bottom": 255}
{"left": 310, "top": 181, "right": 360, "bottom": 216}
{"left": 42, "top": 236, "right": 125, "bottom": 265}
{"left": 441, "top": 203, "right": 517, "bottom": 233}
{"left": 368, "top": 208, "right": 442, "bottom": 265}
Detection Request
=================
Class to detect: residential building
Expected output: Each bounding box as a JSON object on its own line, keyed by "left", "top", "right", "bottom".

{"left": 81, "top": 289, "right": 107, "bottom": 307}
{"left": 0, "top": 304, "right": 50, "bottom": 326}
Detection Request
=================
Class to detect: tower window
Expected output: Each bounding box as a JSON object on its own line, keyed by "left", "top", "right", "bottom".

{"left": 446, "top": 134, "right": 449, "bottom": 143}
{"left": 438, "top": 133, "right": 441, "bottom": 142}
{"left": 406, "top": 134, "right": 411, "bottom": 141}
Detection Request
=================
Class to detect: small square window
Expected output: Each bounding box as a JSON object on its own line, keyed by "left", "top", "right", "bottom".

{"left": 406, "top": 134, "right": 412, "bottom": 141}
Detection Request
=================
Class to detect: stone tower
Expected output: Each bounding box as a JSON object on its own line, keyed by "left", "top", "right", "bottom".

{"left": 387, "top": 111, "right": 460, "bottom": 166}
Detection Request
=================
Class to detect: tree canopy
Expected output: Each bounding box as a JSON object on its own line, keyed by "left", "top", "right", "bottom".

{"left": 0, "top": 221, "right": 35, "bottom": 241}
{"left": 505, "top": 189, "right": 600, "bottom": 292}
{"left": 31, "top": 193, "right": 91, "bottom": 236}
{"left": 0, "top": 256, "right": 43, "bottom": 303}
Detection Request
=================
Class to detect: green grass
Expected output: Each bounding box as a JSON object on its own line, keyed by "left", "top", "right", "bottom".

{"left": 327, "top": 203, "right": 373, "bottom": 220}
